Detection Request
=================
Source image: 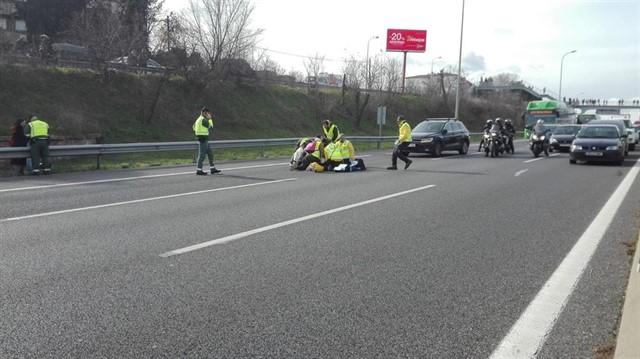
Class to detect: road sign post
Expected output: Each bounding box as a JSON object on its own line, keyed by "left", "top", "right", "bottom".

{"left": 377, "top": 106, "right": 387, "bottom": 149}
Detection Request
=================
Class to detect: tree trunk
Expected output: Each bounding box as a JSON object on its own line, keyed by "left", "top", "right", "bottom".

{"left": 145, "top": 72, "right": 169, "bottom": 124}
{"left": 354, "top": 92, "right": 370, "bottom": 128}
{"left": 439, "top": 71, "right": 450, "bottom": 113}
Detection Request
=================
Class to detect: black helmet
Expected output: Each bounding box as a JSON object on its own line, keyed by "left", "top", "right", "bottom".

{"left": 201, "top": 107, "right": 211, "bottom": 113}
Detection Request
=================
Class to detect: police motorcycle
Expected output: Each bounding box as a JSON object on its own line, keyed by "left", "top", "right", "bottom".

{"left": 529, "top": 121, "right": 550, "bottom": 158}
{"left": 478, "top": 119, "right": 493, "bottom": 153}
{"left": 485, "top": 124, "right": 506, "bottom": 158}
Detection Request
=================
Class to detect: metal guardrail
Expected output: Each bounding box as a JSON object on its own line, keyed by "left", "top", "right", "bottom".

{"left": 0, "top": 136, "right": 399, "bottom": 169}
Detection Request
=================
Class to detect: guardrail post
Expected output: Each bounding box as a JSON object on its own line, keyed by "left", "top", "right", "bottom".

{"left": 260, "top": 144, "right": 265, "bottom": 158}
{"left": 96, "top": 154, "right": 101, "bottom": 170}
{"left": 377, "top": 138, "right": 381, "bottom": 150}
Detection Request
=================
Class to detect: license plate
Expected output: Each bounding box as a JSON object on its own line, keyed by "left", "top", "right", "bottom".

{"left": 559, "top": 144, "right": 570, "bottom": 147}
{"left": 408, "top": 144, "right": 416, "bottom": 148}
{"left": 586, "top": 151, "right": 603, "bottom": 157}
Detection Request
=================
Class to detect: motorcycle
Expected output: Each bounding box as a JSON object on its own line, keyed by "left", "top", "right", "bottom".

{"left": 505, "top": 132, "right": 515, "bottom": 154}
{"left": 529, "top": 131, "right": 549, "bottom": 157}
{"left": 486, "top": 129, "right": 505, "bottom": 158}
{"left": 480, "top": 130, "right": 490, "bottom": 154}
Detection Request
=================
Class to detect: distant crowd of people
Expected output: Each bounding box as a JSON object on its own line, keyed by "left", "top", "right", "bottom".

{"left": 564, "top": 97, "right": 639, "bottom": 106}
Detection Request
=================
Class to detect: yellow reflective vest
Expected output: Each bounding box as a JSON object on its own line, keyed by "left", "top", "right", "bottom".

{"left": 311, "top": 140, "right": 324, "bottom": 159}
{"left": 398, "top": 121, "right": 412, "bottom": 143}
{"left": 29, "top": 119, "right": 49, "bottom": 138}
{"left": 323, "top": 124, "right": 340, "bottom": 142}
{"left": 324, "top": 142, "right": 343, "bottom": 161}
{"left": 193, "top": 115, "right": 213, "bottom": 136}
{"left": 340, "top": 140, "right": 355, "bottom": 160}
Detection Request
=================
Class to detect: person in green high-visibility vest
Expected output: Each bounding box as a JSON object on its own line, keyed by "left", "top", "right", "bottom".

{"left": 25, "top": 116, "right": 51, "bottom": 175}
{"left": 321, "top": 119, "right": 340, "bottom": 143}
{"left": 192, "top": 107, "right": 220, "bottom": 175}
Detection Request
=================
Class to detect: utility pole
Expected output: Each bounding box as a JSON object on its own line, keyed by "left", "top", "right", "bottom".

{"left": 454, "top": 0, "right": 465, "bottom": 120}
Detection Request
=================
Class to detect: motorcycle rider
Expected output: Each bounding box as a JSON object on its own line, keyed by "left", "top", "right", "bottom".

{"left": 532, "top": 119, "right": 550, "bottom": 156}
{"left": 478, "top": 119, "right": 493, "bottom": 151}
{"left": 504, "top": 119, "right": 516, "bottom": 153}
{"left": 493, "top": 118, "right": 507, "bottom": 153}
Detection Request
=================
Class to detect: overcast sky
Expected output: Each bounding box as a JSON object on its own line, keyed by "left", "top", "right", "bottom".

{"left": 165, "top": 0, "right": 640, "bottom": 100}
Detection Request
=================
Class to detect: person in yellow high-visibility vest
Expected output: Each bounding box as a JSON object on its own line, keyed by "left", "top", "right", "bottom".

{"left": 337, "top": 134, "right": 356, "bottom": 162}
{"left": 321, "top": 120, "right": 340, "bottom": 143}
{"left": 323, "top": 139, "right": 344, "bottom": 170}
{"left": 25, "top": 116, "right": 51, "bottom": 175}
{"left": 388, "top": 115, "right": 413, "bottom": 170}
{"left": 192, "top": 107, "right": 220, "bottom": 175}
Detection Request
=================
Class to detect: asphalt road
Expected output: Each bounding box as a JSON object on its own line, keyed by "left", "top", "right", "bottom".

{"left": 1, "top": 142, "right": 639, "bottom": 358}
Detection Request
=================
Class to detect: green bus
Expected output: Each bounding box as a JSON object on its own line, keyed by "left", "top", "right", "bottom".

{"left": 523, "top": 100, "right": 577, "bottom": 137}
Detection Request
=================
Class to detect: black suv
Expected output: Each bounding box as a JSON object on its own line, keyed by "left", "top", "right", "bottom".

{"left": 407, "top": 119, "right": 470, "bottom": 157}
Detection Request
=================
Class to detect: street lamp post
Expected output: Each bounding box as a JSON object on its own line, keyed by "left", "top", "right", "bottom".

{"left": 454, "top": 0, "right": 465, "bottom": 120}
{"left": 558, "top": 50, "right": 577, "bottom": 103}
{"left": 431, "top": 56, "right": 442, "bottom": 74}
{"left": 366, "top": 35, "right": 379, "bottom": 90}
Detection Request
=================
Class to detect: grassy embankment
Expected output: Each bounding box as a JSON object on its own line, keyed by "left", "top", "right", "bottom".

{"left": 0, "top": 65, "right": 417, "bottom": 173}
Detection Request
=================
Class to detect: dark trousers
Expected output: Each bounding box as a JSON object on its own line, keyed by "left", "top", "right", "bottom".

{"left": 299, "top": 155, "right": 320, "bottom": 170}
{"left": 392, "top": 143, "right": 410, "bottom": 166}
{"left": 196, "top": 137, "right": 214, "bottom": 170}
{"left": 30, "top": 138, "right": 50, "bottom": 172}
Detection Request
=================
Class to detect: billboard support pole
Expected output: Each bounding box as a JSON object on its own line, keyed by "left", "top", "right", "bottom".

{"left": 401, "top": 51, "right": 407, "bottom": 94}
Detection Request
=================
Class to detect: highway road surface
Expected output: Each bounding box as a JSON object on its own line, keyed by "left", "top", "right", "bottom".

{"left": 1, "top": 141, "right": 639, "bottom": 358}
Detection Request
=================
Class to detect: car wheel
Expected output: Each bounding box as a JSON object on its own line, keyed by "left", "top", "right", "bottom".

{"left": 569, "top": 159, "right": 576, "bottom": 164}
{"left": 459, "top": 141, "right": 469, "bottom": 155}
{"left": 432, "top": 143, "right": 442, "bottom": 157}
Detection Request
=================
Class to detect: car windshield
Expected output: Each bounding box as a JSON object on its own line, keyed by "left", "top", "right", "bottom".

{"left": 413, "top": 121, "right": 445, "bottom": 133}
{"left": 553, "top": 126, "right": 581, "bottom": 135}
{"left": 623, "top": 120, "right": 633, "bottom": 128}
{"left": 577, "top": 127, "right": 619, "bottom": 139}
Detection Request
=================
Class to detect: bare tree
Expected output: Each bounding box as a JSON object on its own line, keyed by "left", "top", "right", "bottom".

{"left": 182, "top": 0, "right": 263, "bottom": 76}
{"left": 303, "top": 53, "right": 325, "bottom": 82}
{"left": 341, "top": 56, "right": 369, "bottom": 128}
{"left": 66, "top": 3, "right": 125, "bottom": 63}
{"left": 382, "top": 56, "right": 402, "bottom": 93}
{"left": 288, "top": 69, "right": 305, "bottom": 83}
{"left": 491, "top": 72, "right": 521, "bottom": 86}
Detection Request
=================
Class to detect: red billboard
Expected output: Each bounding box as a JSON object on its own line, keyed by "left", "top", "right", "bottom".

{"left": 386, "top": 29, "right": 427, "bottom": 53}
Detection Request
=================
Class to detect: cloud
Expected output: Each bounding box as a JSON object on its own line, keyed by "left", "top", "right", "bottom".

{"left": 462, "top": 52, "right": 486, "bottom": 72}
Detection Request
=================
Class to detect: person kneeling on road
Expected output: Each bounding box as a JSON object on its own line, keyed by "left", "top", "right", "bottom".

{"left": 324, "top": 137, "right": 345, "bottom": 171}
{"left": 193, "top": 107, "right": 220, "bottom": 175}
{"left": 387, "top": 116, "right": 413, "bottom": 170}
{"left": 298, "top": 137, "right": 325, "bottom": 170}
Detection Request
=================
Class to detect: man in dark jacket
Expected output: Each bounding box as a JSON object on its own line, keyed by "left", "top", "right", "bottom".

{"left": 9, "top": 119, "right": 29, "bottom": 175}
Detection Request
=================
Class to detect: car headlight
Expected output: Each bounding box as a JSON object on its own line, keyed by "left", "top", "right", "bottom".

{"left": 551, "top": 138, "right": 558, "bottom": 143}
{"left": 540, "top": 136, "right": 545, "bottom": 140}
{"left": 421, "top": 138, "right": 433, "bottom": 143}
{"left": 532, "top": 135, "right": 539, "bottom": 140}
{"left": 571, "top": 144, "right": 583, "bottom": 151}
{"left": 606, "top": 146, "right": 619, "bottom": 150}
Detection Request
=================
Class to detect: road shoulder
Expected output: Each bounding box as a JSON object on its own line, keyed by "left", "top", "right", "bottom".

{"left": 615, "top": 233, "right": 640, "bottom": 358}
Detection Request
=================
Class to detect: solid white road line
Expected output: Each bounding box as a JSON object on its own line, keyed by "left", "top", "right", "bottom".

{"left": 514, "top": 169, "right": 529, "bottom": 177}
{"left": 550, "top": 153, "right": 560, "bottom": 157}
{"left": 0, "top": 162, "right": 288, "bottom": 193}
{"left": 490, "top": 158, "right": 640, "bottom": 359}
{"left": 160, "top": 184, "right": 437, "bottom": 257}
{"left": 524, "top": 157, "right": 544, "bottom": 163}
{"left": 0, "top": 178, "right": 296, "bottom": 222}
